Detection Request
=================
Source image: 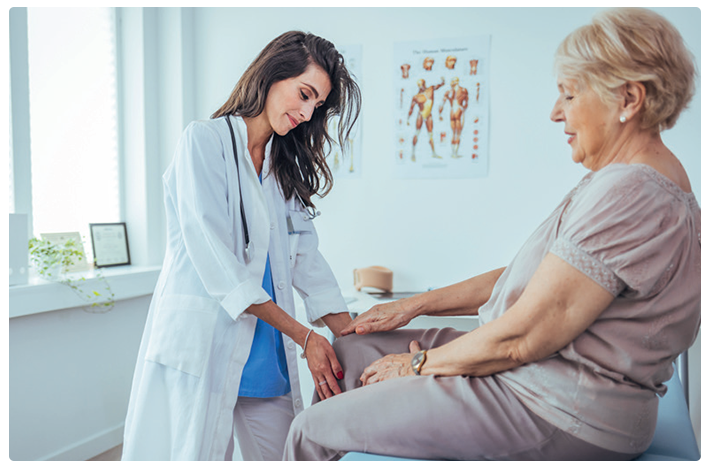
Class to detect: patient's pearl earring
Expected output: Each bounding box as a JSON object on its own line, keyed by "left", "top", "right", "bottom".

{"left": 620, "top": 115, "right": 627, "bottom": 123}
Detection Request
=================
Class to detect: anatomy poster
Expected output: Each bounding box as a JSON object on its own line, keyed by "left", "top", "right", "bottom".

{"left": 394, "top": 36, "right": 490, "bottom": 179}
{"left": 327, "top": 44, "right": 363, "bottom": 178}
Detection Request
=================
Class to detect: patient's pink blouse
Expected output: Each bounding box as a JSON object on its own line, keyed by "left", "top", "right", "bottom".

{"left": 479, "top": 164, "right": 701, "bottom": 454}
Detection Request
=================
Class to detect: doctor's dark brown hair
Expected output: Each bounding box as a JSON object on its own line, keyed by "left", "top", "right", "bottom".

{"left": 212, "top": 31, "right": 361, "bottom": 207}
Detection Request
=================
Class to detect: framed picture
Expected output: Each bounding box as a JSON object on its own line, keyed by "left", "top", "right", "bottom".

{"left": 89, "top": 222, "right": 131, "bottom": 268}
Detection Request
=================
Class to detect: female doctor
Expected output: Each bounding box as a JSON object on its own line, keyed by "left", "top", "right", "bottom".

{"left": 121, "top": 31, "right": 361, "bottom": 461}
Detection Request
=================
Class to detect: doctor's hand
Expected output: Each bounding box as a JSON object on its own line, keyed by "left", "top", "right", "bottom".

{"left": 360, "top": 340, "right": 421, "bottom": 386}
{"left": 340, "top": 298, "right": 419, "bottom": 336}
{"left": 303, "top": 332, "right": 344, "bottom": 401}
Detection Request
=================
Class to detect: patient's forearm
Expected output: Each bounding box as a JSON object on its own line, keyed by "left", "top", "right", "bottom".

{"left": 411, "top": 267, "right": 505, "bottom": 318}
{"left": 421, "top": 319, "right": 522, "bottom": 377}
{"left": 420, "top": 254, "right": 614, "bottom": 377}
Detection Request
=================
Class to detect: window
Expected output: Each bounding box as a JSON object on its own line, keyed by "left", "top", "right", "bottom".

{"left": 9, "top": 118, "right": 15, "bottom": 213}
{"left": 22, "top": 7, "right": 120, "bottom": 258}
{"left": 10, "top": 7, "right": 167, "bottom": 317}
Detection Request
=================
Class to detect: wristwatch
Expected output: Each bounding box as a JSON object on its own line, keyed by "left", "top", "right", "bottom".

{"left": 411, "top": 350, "right": 428, "bottom": 375}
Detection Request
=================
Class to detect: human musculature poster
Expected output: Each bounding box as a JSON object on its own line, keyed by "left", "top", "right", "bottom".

{"left": 394, "top": 36, "right": 490, "bottom": 179}
{"left": 327, "top": 44, "right": 363, "bottom": 179}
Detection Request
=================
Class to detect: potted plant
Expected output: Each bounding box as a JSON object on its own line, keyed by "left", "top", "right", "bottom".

{"left": 28, "top": 237, "right": 116, "bottom": 313}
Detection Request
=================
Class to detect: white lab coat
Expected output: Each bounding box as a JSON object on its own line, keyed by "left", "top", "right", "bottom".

{"left": 121, "top": 115, "right": 347, "bottom": 460}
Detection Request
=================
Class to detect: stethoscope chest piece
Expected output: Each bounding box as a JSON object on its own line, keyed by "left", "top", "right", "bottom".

{"left": 295, "top": 191, "right": 321, "bottom": 220}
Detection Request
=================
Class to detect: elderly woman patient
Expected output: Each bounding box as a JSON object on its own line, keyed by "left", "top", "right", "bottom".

{"left": 283, "top": 8, "right": 700, "bottom": 461}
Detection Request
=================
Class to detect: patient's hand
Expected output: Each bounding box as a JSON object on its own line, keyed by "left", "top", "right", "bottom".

{"left": 360, "top": 340, "right": 422, "bottom": 385}
{"left": 340, "top": 299, "right": 418, "bottom": 336}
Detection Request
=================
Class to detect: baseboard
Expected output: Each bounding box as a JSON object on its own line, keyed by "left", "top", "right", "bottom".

{"left": 39, "top": 423, "right": 124, "bottom": 461}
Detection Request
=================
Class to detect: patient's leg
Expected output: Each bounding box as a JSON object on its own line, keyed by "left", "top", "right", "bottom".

{"left": 284, "top": 362, "right": 556, "bottom": 461}
{"left": 288, "top": 329, "right": 640, "bottom": 461}
{"left": 332, "top": 328, "right": 466, "bottom": 394}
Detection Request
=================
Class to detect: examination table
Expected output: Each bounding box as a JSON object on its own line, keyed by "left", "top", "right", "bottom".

{"left": 340, "top": 362, "right": 699, "bottom": 461}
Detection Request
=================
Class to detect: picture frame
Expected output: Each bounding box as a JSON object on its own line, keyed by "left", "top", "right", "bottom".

{"left": 89, "top": 222, "right": 131, "bottom": 268}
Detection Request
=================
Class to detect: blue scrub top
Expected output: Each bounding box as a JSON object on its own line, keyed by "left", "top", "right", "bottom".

{"left": 238, "top": 174, "right": 291, "bottom": 398}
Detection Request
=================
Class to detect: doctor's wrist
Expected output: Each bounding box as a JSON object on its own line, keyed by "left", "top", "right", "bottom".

{"left": 299, "top": 329, "right": 314, "bottom": 358}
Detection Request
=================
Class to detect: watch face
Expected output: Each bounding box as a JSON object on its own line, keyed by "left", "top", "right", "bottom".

{"left": 412, "top": 350, "right": 426, "bottom": 374}
{"left": 412, "top": 353, "right": 424, "bottom": 368}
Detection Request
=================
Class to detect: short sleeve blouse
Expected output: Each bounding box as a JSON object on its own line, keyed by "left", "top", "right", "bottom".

{"left": 479, "top": 164, "right": 701, "bottom": 454}
{"left": 550, "top": 164, "right": 696, "bottom": 298}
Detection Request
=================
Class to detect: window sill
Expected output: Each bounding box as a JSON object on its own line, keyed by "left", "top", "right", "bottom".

{"left": 9, "top": 265, "right": 161, "bottom": 318}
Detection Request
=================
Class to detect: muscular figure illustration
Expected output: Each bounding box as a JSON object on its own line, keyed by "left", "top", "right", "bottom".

{"left": 347, "top": 138, "right": 355, "bottom": 172}
{"left": 423, "top": 57, "right": 434, "bottom": 71}
{"left": 407, "top": 77, "right": 445, "bottom": 161}
{"left": 438, "top": 77, "right": 468, "bottom": 158}
{"left": 400, "top": 63, "right": 411, "bottom": 79}
{"left": 445, "top": 55, "right": 457, "bottom": 70}
{"left": 469, "top": 59, "right": 478, "bottom": 75}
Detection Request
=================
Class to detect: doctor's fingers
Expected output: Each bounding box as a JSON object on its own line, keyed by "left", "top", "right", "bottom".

{"left": 315, "top": 377, "right": 326, "bottom": 401}
{"left": 312, "top": 360, "right": 342, "bottom": 400}
{"left": 309, "top": 333, "right": 344, "bottom": 377}
{"left": 306, "top": 337, "right": 343, "bottom": 398}
{"left": 320, "top": 348, "right": 344, "bottom": 399}
{"left": 326, "top": 343, "right": 345, "bottom": 382}
{"left": 315, "top": 371, "right": 341, "bottom": 400}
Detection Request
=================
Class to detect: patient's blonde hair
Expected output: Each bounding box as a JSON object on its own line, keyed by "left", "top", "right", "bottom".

{"left": 554, "top": 8, "right": 696, "bottom": 132}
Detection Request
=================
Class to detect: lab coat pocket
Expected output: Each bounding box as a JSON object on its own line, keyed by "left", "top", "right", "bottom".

{"left": 288, "top": 233, "right": 300, "bottom": 269}
{"left": 145, "top": 294, "right": 220, "bottom": 378}
{"left": 288, "top": 209, "right": 314, "bottom": 268}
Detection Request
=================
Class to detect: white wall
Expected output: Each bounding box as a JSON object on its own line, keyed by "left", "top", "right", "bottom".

{"left": 191, "top": 7, "right": 701, "bottom": 290}
{"left": 8, "top": 296, "right": 151, "bottom": 461}
{"left": 188, "top": 6, "right": 701, "bottom": 446}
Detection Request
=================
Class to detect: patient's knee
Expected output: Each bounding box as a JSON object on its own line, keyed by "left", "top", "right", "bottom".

{"left": 333, "top": 334, "right": 382, "bottom": 392}
{"left": 333, "top": 333, "right": 383, "bottom": 369}
{"left": 332, "top": 333, "right": 360, "bottom": 356}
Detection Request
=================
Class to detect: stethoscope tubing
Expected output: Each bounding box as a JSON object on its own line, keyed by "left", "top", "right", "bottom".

{"left": 224, "top": 116, "right": 320, "bottom": 258}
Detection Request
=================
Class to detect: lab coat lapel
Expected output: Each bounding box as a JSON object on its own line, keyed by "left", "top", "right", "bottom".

{"left": 231, "top": 116, "right": 269, "bottom": 270}
{"left": 260, "top": 142, "right": 285, "bottom": 281}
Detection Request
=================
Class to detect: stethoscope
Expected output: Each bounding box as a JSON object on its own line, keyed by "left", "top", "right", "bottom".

{"left": 225, "top": 116, "right": 320, "bottom": 260}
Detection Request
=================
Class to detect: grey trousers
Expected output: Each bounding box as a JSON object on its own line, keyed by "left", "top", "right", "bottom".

{"left": 283, "top": 328, "right": 642, "bottom": 461}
